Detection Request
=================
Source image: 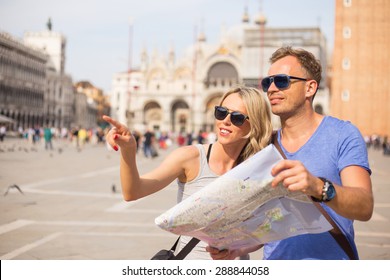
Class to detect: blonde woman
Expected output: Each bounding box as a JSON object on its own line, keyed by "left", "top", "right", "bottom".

{"left": 103, "top": 86, "right": 272, "bottom": 259}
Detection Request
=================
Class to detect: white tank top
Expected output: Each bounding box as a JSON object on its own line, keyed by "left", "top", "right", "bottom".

{"left": 175, "top": 144, "right": 249, "bottom": 260}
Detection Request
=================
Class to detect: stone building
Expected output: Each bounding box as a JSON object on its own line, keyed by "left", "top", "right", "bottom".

{"left": 24, "top": 29, "right": 75, "bottom": 129}
{"left": 75, "top": 81, "right": 111, "bottom": 128}
{"left": 0, "top": 32, "right": 47, "bottom": 129}
{"left": 0, "top": 21, "right": 102, "bottom": 133}
{"left": 110, "top": 9, "right": 330, "bottom": 135}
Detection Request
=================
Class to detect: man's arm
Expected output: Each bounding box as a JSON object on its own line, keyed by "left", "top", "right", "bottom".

{"left": 271, "top": 160, "right": 373, "bottom": 221}
{"left": 317, "top": 165, "right": 373, "bottom": 221}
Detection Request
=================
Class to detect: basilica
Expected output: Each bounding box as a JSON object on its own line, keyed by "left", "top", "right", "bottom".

{"left": 110, "top": 9, "right": 329, "bottom": 135}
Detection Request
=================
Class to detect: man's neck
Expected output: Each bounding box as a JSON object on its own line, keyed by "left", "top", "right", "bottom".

{"left": 279, "top": 111, "right": 323, "bottom": 153}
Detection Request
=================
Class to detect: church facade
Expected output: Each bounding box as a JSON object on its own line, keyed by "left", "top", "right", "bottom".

{"left": 110, "top": 11, "right": 329, "bottom": 135}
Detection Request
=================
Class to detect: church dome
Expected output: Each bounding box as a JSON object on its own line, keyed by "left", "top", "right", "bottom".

{"left": 242, "top": 8, "right": 250, "bottom": 23}
{"left": 254, "top": 13, "right": 267, "bottom": 25}
{"left": 198, "top": 31, "right": 206, "bottom": 42}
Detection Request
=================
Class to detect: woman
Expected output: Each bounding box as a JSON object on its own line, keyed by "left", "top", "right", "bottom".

{"left": 103, "top": 86, "right": 272, "bottom": 259}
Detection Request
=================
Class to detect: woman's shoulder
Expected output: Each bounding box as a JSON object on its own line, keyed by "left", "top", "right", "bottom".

{"left": 169, "top": 144, "right": 201, "bottom": 161}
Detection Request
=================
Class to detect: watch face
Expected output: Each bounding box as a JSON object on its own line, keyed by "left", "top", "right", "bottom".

{"left": 325, "top": 182, "right": 336, "bottom": 201}
{"left": 318, "top": 177, "right": 336, "bottom": 202}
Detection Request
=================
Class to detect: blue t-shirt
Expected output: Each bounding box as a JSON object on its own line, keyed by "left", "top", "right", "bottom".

{"left": 263, "top": 116, "right": 371, "bottom": 260}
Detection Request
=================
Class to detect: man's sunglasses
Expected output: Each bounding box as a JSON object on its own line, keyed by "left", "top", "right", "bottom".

{"left": 214, "top": 106, "right": 249, "bottom": 126}
{"left": 261, "top": 74, "right": 307, "bottom": 92}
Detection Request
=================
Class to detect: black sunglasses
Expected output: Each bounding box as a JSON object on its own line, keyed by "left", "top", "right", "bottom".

{"left": 261, "top": 74, "right": 307, "bottom": 92}
{"left": 214, "top": 106, "right": 249, "bottom": 126}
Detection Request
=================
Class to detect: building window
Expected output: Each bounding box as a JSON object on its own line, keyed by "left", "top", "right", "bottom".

{"left": 342, "top": 58, "right": 351, "bottom": 70}
{"left": 341, "top": 90, "right": 350, "bottom": 102}
{"left": 344, "top": 0, "right": 352, "bottom": 7}
{"left": 343, "top": 26, "right": 352, "bottom": 39}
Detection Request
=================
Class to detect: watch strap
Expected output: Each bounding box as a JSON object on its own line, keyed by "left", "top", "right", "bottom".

{"left": 311, "top": 195, "right": 322, "bottom": 202}
{"left": 311, "top": 177, "right": 332, "bottom": 202}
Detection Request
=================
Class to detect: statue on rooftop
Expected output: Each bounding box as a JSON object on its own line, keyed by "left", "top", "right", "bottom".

{"left": 47, "top": 18, "right": 52, "bottom": 31}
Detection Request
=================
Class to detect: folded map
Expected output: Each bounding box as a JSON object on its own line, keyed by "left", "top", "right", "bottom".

{"left": 155, "top": 144, "right": 332, "bottom": 250}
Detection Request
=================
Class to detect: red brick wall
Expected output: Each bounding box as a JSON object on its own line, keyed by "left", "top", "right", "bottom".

{"left": 331, "top": 0, "right": 390, "bottom": 137}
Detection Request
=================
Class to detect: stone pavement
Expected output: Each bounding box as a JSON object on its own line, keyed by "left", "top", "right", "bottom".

{"left": 0, "top": 137, "right": 389, "bottom": 260}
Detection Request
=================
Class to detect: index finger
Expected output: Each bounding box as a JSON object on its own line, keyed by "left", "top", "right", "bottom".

{"left": 271, "top": 159, "right": 296, "bottom": 176}
{"left": 102, "top": 115, "right": 123, "bottom": 129}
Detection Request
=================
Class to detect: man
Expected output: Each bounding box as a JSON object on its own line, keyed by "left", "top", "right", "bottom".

{"left": 208, "top": 46, "right": 373, "bottom": 260}
{"left": 0, "top": 125, "right": 6, "bottom": 142}
{"left": 43, "top": 126, "right": 53, "bottom": 150}
{"left": 143, "top": 129, "right": 154, "bottom": 158}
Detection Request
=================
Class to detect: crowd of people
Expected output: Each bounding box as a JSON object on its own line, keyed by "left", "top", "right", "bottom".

{"left": 2, "top": 124, "right": 389, "bottom": 158}
{"left": 364, "top": 134, "right": 390, "bottom": 155}
{"left": 128, "top": 129, "right": 218, "bottom": 159}
{"left": 0, "top": 122, "right": 221, "bottom": 159}
{"left": 2, "top": 126, "right": 389, "bottom": 159}
{"left": 0, "top": 125, "right": 107, "bottom": 151}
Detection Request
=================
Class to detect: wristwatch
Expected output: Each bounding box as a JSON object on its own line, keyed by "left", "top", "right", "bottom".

{"left": 311, "top": 177, "right": 336, "bottom": 202}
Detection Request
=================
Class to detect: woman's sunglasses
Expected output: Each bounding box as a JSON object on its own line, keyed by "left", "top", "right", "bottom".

{"left": 214, "top": 106, "right": 249, "bottom": 126}
{"left": 261, "top": 74, "right": 307, "bottom": 92}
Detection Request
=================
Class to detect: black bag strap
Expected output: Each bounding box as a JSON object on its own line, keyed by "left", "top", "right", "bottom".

{"left": 271, "top": 131, "right": 357, "bottom": 260}
{"left": 207, "top": 143, "right": 212, "bottom": 163}
{"left": 171, "top": 237, "right": 200, "bottom": 260}
{"left": 169, "top": 236, "right": 181, "bottom": 252}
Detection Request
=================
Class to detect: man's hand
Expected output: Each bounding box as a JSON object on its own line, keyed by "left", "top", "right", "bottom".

{"left": 271, "top": 159, "right": 323, "bottom": 198}
{"left": 206, "top": 246, "right": 238, "bottom": 260}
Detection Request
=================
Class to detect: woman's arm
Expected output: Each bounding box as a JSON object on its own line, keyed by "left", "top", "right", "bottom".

{"left": 103, "top": 115, "right": 197, "bottom": 201}
{"left": 120, "top": 146, "right": 195, "bottom": 200}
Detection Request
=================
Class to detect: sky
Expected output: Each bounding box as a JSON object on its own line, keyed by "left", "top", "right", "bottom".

{"left": 0, "top": 0, "right": 335, "bottom": 93}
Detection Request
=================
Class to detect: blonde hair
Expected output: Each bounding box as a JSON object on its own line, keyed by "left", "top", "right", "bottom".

{"left": 219, "top": 86, "right": 273, "bottom": 163}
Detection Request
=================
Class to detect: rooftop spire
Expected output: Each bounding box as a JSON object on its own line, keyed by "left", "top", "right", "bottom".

{"left": 198, "top": 17, "right": 206, "bottom": 42}
{"left": 255, "top": 0, "right": 267, "bottom": 26}
{"left": 242, "top": 6, "right": 250, "bottom": 23}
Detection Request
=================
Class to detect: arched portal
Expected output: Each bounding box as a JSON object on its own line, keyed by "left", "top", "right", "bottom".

{"left": 204, "top": 94, "right": 224, "bottom": 132}
{"left": 204, "top": 62, "right": 239, "bottom": 88}
{"left": 171, "top": 100, "right": 189, "bottom": 133}
{"left": 144, "top": 101, "right": 162, "bottom": 131}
